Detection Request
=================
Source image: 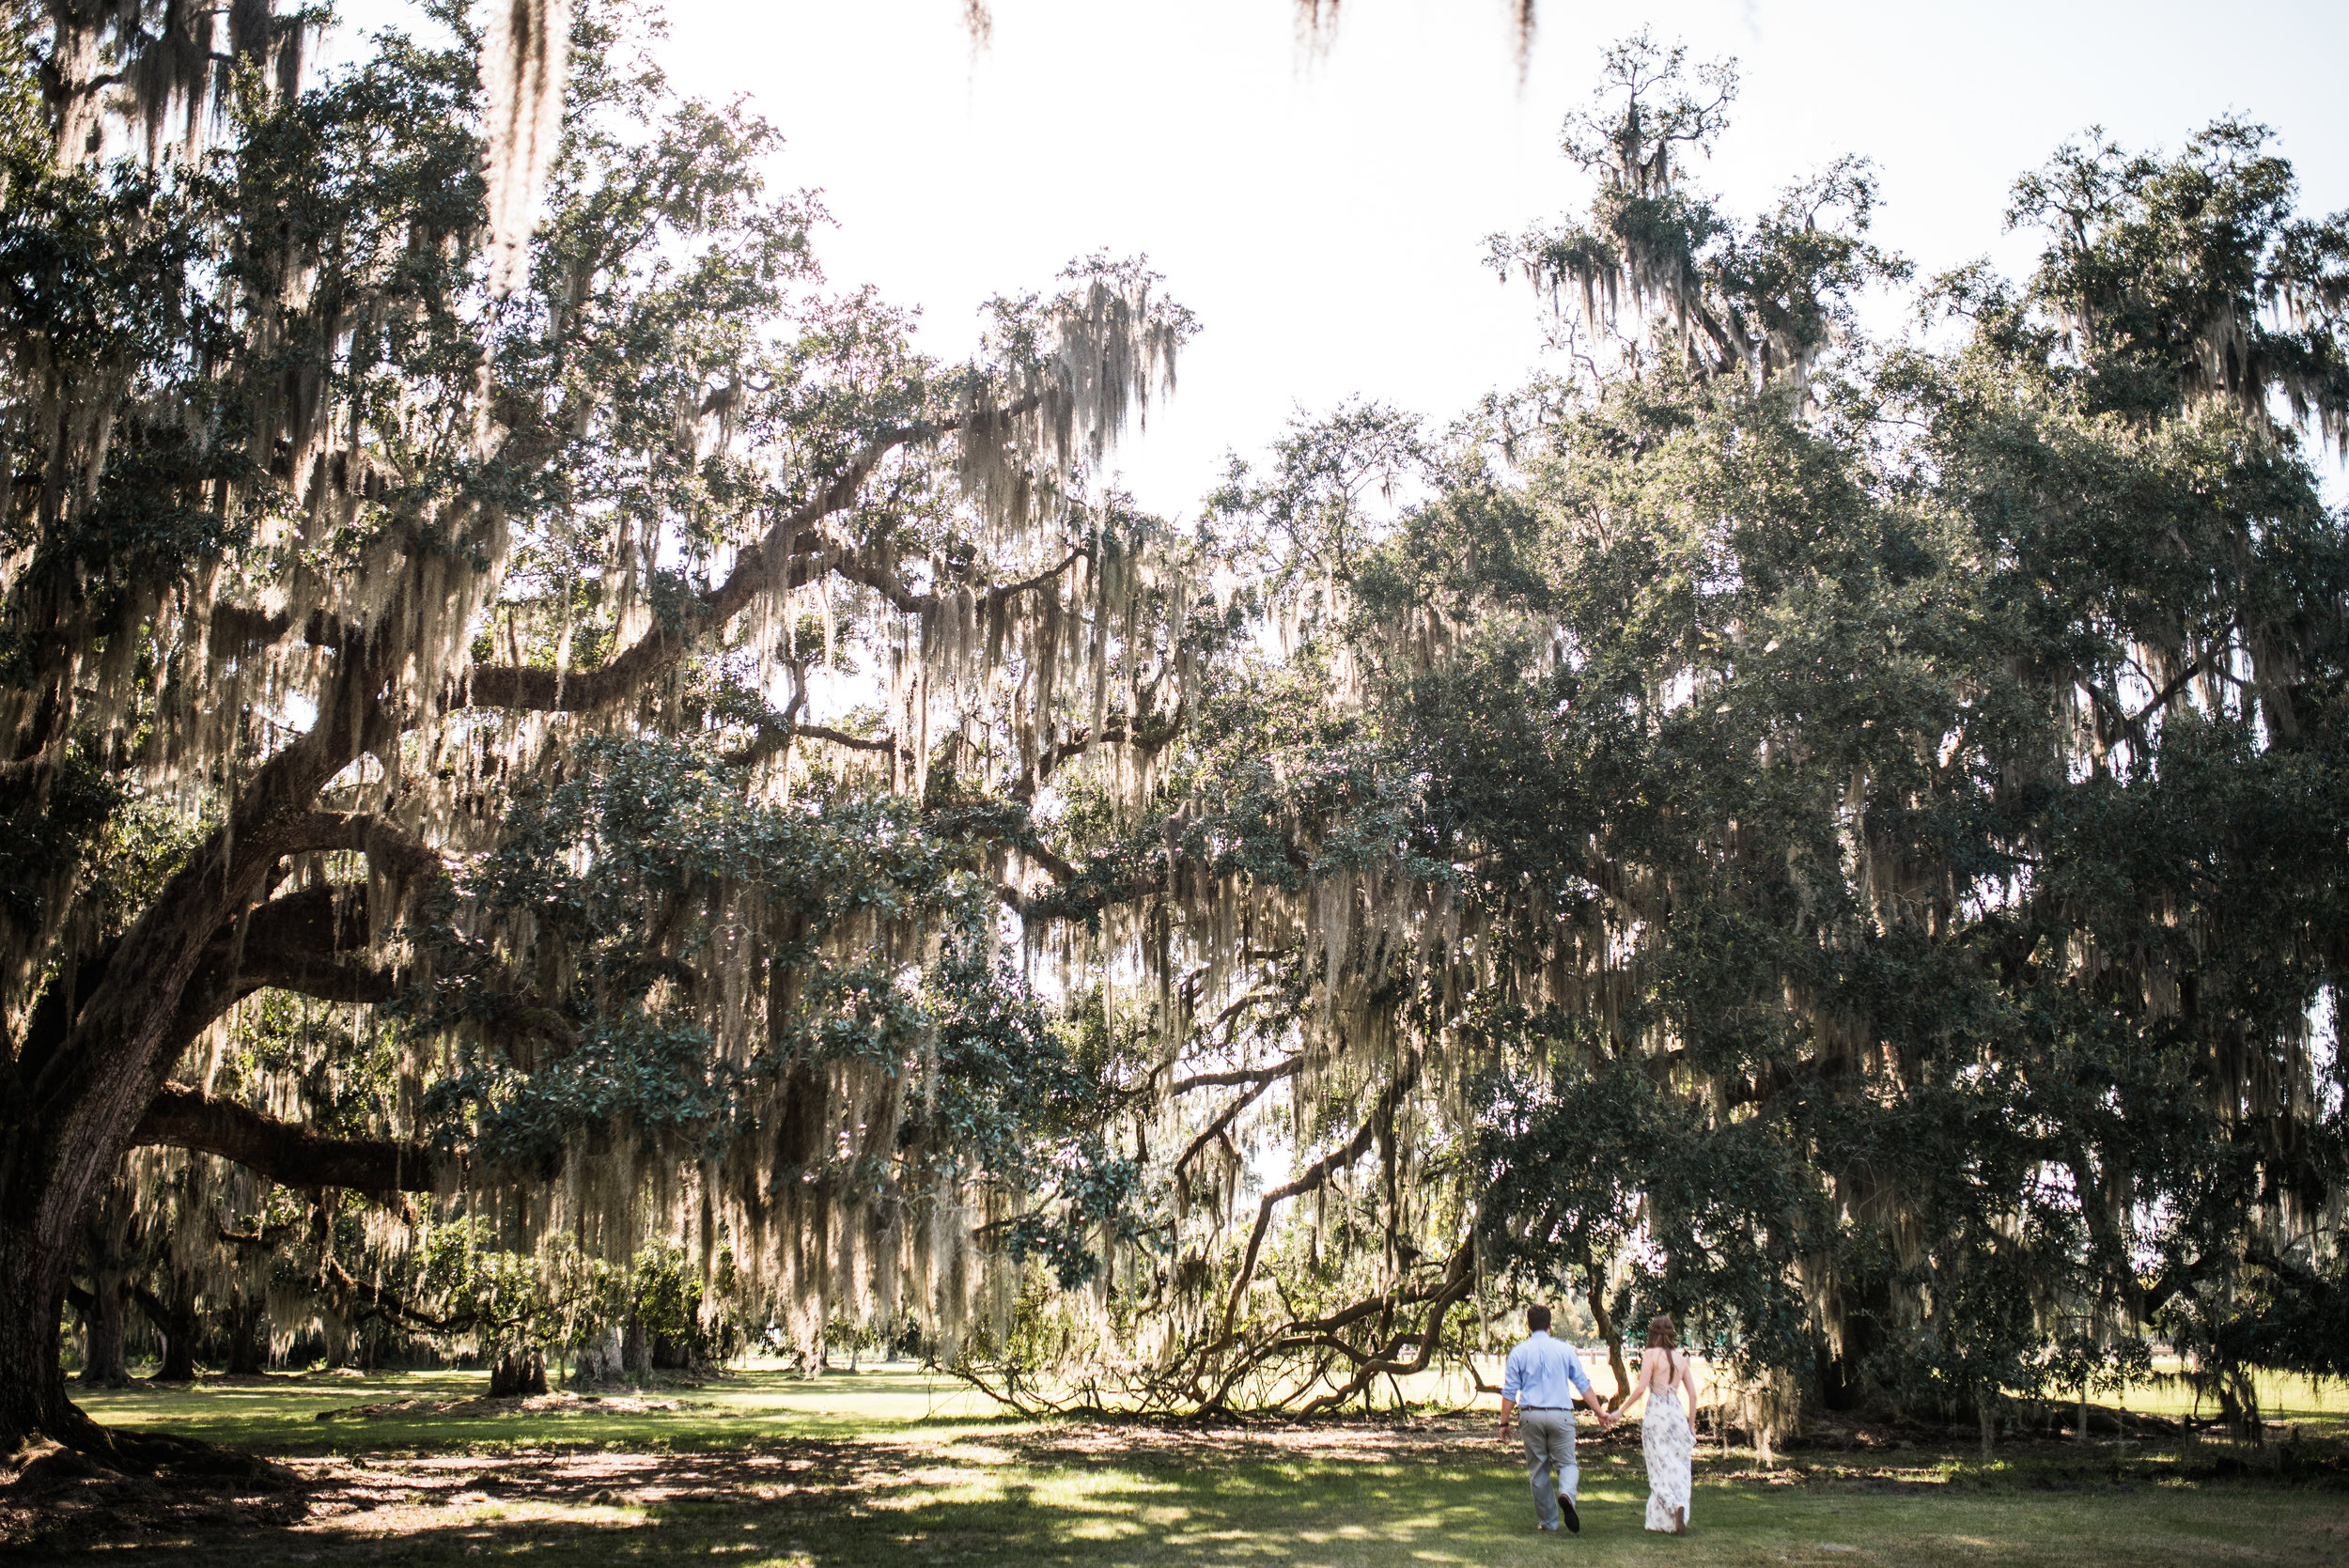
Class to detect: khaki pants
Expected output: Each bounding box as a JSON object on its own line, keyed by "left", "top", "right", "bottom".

{"left": 1520, "top": 1407, "right": 1578, "bottom": 1529}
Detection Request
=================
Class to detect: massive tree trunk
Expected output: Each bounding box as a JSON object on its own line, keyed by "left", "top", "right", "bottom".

{"left": 79, "top": 1281, "right": 129, "bottom": 1388}
{"left": 489, "top": 1347, "right": 547, "bottom": 1397}
{"left": 138, "top": 1278, "right": 202, "bottom": 1383}
{"left": 78, "top": 1212, "right": 132, "bottom": 1388}
{"left": 224, "top": 1292, "right": 268, "bottom": 1377}
{"left": 572, "top": 1326, "right": 624, "bottom": 1386}
{"left": 1586, "top": 1277, "right": 1631, "bottom": 1407}
{"left": 0, "top": 633, "right": 420, "bottom": 1447}
{"left": 0, "top": 1219, "right": 85, "bottom": 1447}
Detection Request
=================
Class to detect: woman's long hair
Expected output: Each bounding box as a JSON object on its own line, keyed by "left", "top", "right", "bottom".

{"left": 1645, "top": 1313, "right": 1676, "bottom": 1350}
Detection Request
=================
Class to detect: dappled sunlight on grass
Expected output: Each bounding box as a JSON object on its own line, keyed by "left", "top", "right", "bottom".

{"left": 2120, "top": 1362, "right": 2349, "bottom": 1432}
{"left": 78, "top": 1362, "right": 1019, "bottom": 1452}
{"left": 29, "top": 1447, "right": 2349, "bottom": 1566}
{"left": 27, "top": 1364, "right": 2349, "bottom": 1564}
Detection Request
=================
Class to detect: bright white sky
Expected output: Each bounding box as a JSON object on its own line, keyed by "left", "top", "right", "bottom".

{"left": 350, "top": 1, "right": 2349, "bottom": 515}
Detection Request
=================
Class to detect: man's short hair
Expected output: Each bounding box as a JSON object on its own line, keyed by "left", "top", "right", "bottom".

{"left": 1527, "top": 1305, "right": 1552, "bottom": 1332}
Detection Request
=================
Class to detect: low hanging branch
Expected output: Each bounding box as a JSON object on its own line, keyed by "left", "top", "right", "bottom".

{"left": 1293, "top": 1241, "right": 1476, "bottom": 1416}
{"left": 943, "top": 1056, "right": 1455, "bottom": 1421}
{"left": 952, "top": 1234, "right": 1477, "bottom": 1421}
{"left": 132, "top": 1085, "right": 444, "bottom": 1197}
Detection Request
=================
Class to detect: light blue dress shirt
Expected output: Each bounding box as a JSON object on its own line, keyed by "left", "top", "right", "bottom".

{"left": 1501, "top": 1329, "right": 1595, "bottom": 1408}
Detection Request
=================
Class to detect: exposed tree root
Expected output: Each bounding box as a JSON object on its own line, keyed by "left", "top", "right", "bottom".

{"left": 3, "top": 1421, "right": 303, "bottom": 1554}
{"left": 7, "top": 1414, "right": 298, "bottom": 1494}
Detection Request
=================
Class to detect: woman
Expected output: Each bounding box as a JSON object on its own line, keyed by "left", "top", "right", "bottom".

{"left": 1615, "top": 1313, "right": 1700, "bottom": 1534}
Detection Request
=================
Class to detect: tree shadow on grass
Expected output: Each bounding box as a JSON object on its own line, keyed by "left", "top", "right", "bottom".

{"left": 13, "top": 1420, "right": 2343, "bottom": 1565}
{"left": 3, "top": 1434, "right": 1536, "bottom": 1566}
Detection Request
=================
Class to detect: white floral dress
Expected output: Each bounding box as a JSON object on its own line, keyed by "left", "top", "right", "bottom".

{"left": 1642, "top": 1353, "right": 1694, "bottom": 1532}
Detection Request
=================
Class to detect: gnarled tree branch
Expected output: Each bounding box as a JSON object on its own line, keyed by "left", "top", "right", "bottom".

{"left": 459, "top": 396, "right": 1049, "bottom": 717}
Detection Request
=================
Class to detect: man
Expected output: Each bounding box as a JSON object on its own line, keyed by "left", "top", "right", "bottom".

{"left": 1499, "top": 1305, "right": 1615, "bottom": 1534}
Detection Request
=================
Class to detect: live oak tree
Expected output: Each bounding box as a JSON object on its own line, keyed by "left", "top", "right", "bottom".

{"left": 0, "top": 0, "right": 1199, "bottom": 1456}
{"left": 0, "top": 0, "right": 1548, "bottom": 1464}
{"left": 985, "top": 35, "right": 2349, "bottom": 1439}
{"left": 1452, "top": 62, "right": 2349, "bottom": 1450}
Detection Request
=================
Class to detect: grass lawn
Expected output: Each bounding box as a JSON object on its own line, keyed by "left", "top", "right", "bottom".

{"left": 8, "top": 1365, "right": 2343, "bottom": 1565}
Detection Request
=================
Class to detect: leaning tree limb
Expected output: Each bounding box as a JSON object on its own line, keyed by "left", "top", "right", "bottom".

{"left": 1294, "top": 1242, "right": 1476, "bottom": 1416}
{"left": 458, "top": 399, "right": 1049, "bottom": 717}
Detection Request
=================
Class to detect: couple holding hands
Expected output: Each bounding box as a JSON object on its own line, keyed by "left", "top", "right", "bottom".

{"left": 1497, "top": 1305, "right": 1699, "bottom": 1537}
